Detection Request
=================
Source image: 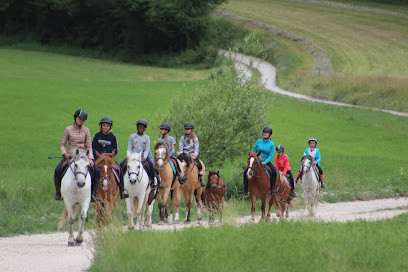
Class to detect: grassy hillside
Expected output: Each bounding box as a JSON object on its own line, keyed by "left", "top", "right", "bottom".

{"left": 1, "top": 48, "right": 408, "bottom": 237}
{"left": 220, "top": 0, "right": 408, "bottom": 111}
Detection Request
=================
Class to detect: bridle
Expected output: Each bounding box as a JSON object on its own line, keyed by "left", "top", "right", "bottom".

{"left": 154, "top": 147, "right": 170, "bottom": 170}
{"left": 70, "top": 160, "right": 89, "bottom": 180}
{"left": 302, "top": 156, "right": 315, "bottom": 174}
{"left": 247, "top": 156, "right": 265, "bottom": 179}
{"left": 127, "top": 159, "right": 144, "bottom": 182}
{"left": 209, "top": 174, "right": 225, "bottom": 190}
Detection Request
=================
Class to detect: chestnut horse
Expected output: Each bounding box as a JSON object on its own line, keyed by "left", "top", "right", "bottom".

{"left": 178, "top": 153, "right": 205, "bottom": 223}
{"left": 154, "top": 141, "right": 183, "bottom": 224}
{"left": 94, "top": 150, "right": 120, "bottom": 226}
{"left": 271, "top": 173, "right": 292, "bottom": 218}
{"left": 204, "top": 171, "right": 226, "bottom": 223}
{"left": 246, "top": 151, "right": 276, "bottom": 223}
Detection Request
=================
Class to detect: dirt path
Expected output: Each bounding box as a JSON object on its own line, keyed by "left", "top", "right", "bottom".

{"left": 1, "top": 197, "right": 407, "bottom": 272}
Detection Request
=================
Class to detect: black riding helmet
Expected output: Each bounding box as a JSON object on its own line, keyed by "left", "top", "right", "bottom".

{"left": 184, "top": 122, "right": 194, "bottom": 129}
{"left": 160, "top": 122, "right": 171, "bottom": 132}
{"left": 262, "top": 126, "right": 273, "bottom": 136}
{"left": 136, "top": 118, "right": 148, "bottom": 128}
{"left": 99, "top": 116, "right": 113, "bottom": 127}
{"left": 74, "top": 109, "right": 88, "bottom": 121}
{"left": 276, "top": 144, "right": 284, "bottom": 152}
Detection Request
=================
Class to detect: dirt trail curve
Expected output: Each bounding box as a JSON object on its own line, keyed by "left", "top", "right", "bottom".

{"left": 1, "top": 197, "right": 408, "bottom": 272}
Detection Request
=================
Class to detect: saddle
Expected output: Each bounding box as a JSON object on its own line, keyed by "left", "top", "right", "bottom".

{"left": 263, "top": 165, "right": 273, "bottom": 179}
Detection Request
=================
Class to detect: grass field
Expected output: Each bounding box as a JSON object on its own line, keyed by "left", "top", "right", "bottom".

{"left": 220, "top": 0, "right": 408, "bottom": 112}
{"left": 1, "top": 47, "right": 408, "bottom": 237}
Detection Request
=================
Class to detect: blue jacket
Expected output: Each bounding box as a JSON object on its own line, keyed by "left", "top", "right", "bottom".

{"left": 303, "top": 147, "right": 321, "bottom": 164}
{"left": 253, "top": 138, "right": 275, "bottom": 164}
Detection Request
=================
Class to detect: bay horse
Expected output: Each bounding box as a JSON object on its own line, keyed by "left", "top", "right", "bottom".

{"left": 300, "top": 155, "right": 320, "bottom": 216}
{"left": 124, "top": 152, "right": 156, "bottom": 230}
{"left": 94, "top": 150, "right": 120, "bottom": 226}
{"left": 58, "top": 149, "right": 91, "bottom": 246}
{"left": 154, "top": 141, "right": 183, "bottom": 224}
{"left": 178, "top": 153, "right": 205, "bottom": 223}
{"left": 204, "top": 171, "right": 226, "bottom": 223}
{"left": 246, "top": 151, "right": 275, "bottom": 223}
{"left": 271, "top": 172, "right": 292, "bottom": 218}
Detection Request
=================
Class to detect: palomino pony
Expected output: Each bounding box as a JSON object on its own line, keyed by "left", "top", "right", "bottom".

{"left": 94, "top": 150, "right": 120, "bottom": 226}
{"left": 204, "top": 171, "right": 226, "bottom": 223}
{"left": 246, "top": 151, "right": 275, "bottom": 223}
{"left": 58, "top": 149, "right": 92, "bottom": 246}
{"left": 300, "top": 155, "right": 320, "bottom": 216}
{"left": 178, "top": 153, "right": 205, "bottom": 223}
{"left": 154, "top": 141, "right": 183, "bottom": 224}
{"left": 271, "top": 173, "right": 292, "bottom": 218}
{"left": 124, "top": 152, "right": 156, "bottom": 229}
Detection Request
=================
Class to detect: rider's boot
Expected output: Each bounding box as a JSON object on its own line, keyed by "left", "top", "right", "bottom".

{"left": 119, "top": 171, "right": 129, "bottom": 199}
{"left": 199, "top": 171, "right": 205, "bottom": 187}
{"left": 320, "top": 174, "right": 326, "bottom": 188}
{"left": 91, "top": 175, "right": 100, "bottom": 203}
{"left": 290, "top": 189, "right": 297, "bottom": 198}
{"left": 271, "top": 187, "right": 278, "bottom": 195}
{"left": 239, "top": 174, "right": 249, "bottom": 195}
{"left": 54, "top": 176, "right": 62, "bottom": 201}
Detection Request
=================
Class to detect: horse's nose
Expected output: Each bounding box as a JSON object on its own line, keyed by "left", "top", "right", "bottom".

{"left": 77, "top": 181, "right": 85, "bottom": 188}
{"left": 211, "top": 185, "right": 217, "bottom": 191}
{"left": 130, "top": 178, "right": 137, "bottom": 185}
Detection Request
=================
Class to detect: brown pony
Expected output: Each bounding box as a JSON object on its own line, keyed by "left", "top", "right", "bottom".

{"left": 154, "top": 141, "right": 183, "bottom": 224}
{"left": 246, "top": 151, "right": 276, "bottom": 222}
{"left": 94, "top": 150, "right": 120, "bottom": 226}
{"left": 178, "top": 153, "right": 205, "bottom": 223}
{"left": 204, "top": 171, "right": 226, "bottom": 223}
{"left": 272, "top": 173, "right": 292, "bottom": 218}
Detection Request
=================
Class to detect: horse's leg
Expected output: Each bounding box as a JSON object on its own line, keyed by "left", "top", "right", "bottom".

{"left": 274, "top": 197, "right": 281, "bottom": 217}
{"left": 173, "top": 187, "right": 181, "bottom": 223}
{"left": 146, "top": 196, "right": 155, "bottom": 228}
{"left": 126, "top": 197, "right": 134, "bottom": 230}
{"left": 162, "top": 188, "right": 171, "bottom": 224}
{"left": 168, "top": 187, "right": 177, "bottom": 224}
{"left": 136, "top": 194, "right": 145, "bottom": 230}
{"left": 267, "top": 195, "right": 273, "bottom": 219}
{"left": 66, "top": 204, "right": 76, "bottom": 247}
{"left": 250, "top": 194, "right": 256, "bottom": 223}
{"left": 76, "top": 201, "right": 90, "bottom": 245}
{"left": 196, "top": 187, "right": 203, "bottom": 221}
{"left": 260, "top": 196, "right": 266, "bottom": 222}
{"left": 285, "top": 203, "right": 290, "bottom": 218}
{"left": 185, "top": 190, "right": 192, "bottom": 223}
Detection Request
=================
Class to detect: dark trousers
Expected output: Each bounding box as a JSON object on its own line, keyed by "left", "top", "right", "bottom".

{"left": 286, "top": 170, "right": 295, "bottom": 191}
{"left": 195, "top": 156, "right": 203, "bottom": 172}
{"left": 316, "top": 164, "right": 323, "bottom": 175}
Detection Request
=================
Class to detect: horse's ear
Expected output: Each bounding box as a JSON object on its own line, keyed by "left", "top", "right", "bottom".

{"left": 154, "top": 140, "right": 157, "bottom": 145}
{"left": 257, "top": 151, "right": 261, "bottom": 157}
{"left": 248, "top": 150, "right": 251, "bottom": 156}
{"left": 95, "top": 150, "right": 100, "bottom": 158}
{"left": 109, "top": 150, "right": 115, "bottom": 157}
{"left": 76, "top": 149, "right": 80, "bottom": 156}
{"left": 86, "top": 149, "right": 90, "bottom": 157}
{"left": 127, "top": 150, "right": 131, "bottom": 158}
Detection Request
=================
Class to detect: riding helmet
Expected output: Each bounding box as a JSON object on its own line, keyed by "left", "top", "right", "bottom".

{"left": 136, "top": 118, "right": 148, "bottom": 128}
{"left": 262, "top": 126, "right": 273, "bottom": 135}
{"left": 159, "top": 122, "right": 171, "bottom": 132}
{"left": 74, "top": 109, "right": 88, "bottom": 120}
{"left": 276, "top": 144, "right": 284, "bottom": 152}
{"left": 99, "top": 116, "right": 113, "bottom": 126}
{"left": 308, "top": 137, "right": 318, "bottom": 145}
{"left": 184, "top": 122, "right": 194, "bottom": 129}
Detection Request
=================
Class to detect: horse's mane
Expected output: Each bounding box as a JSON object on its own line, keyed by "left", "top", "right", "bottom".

{"left": 177, "top": 153, "right": 192, "bottom": 167}
{"left": 73, "top": 150, "right": 89, "bottom": 162}
{"left": 128, "top": 152, "right": 142, "bottom": 161}
{"left": 302, "top": 155, "right": 314, "bottom": 163}
{"left": 154, "top": 142, "right": 166, "bottom": 150}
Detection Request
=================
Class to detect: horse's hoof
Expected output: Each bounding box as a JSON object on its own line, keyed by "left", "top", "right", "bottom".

{"left": 158, "top": 221, "right": 166, "bottom": 225}
{"left": 172, "top": 220, "right": 180, "bottom": 225}
{"left": 184, "top": 220, "right": 191, "bottom": 224}
{"left": 75, "top": 238, "right": 83, "bottom": 246}
{"left": 285, "top": 214, "right": 289, "bottom": 218}
{"left": 67, "top": 241, "right": 75, "bottom": 247}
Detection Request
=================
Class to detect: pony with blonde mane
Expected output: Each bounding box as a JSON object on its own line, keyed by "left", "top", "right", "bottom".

{"left": 94, "top": 150, "right": 120, "bottom": 226}
{"left": 154, "top": 141, "right": 183, "bottom": 224}
{"left": 178, "top": 153, "right": 205, "bottom": 223}
{"left": 58, "top": 149, "right": 92, "bottom": 246}
{"left": 271, "top": 173, "right": 293, "bottom": 218}
{"left": 124, "top": 152, "right": 157, "bottom": 229}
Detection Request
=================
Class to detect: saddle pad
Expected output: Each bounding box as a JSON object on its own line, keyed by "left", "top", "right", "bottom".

{"left": 112, "top": 168, "right": 120, "bottom": 182}
{"left": 263, "top": 165, "right": 272, "bottom": 179}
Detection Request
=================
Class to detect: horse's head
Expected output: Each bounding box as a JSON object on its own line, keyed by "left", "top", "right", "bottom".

{"left": 72, "top": 149, "right": 90, "bottom": 187}
{"left": 207, "top": 171, "right": 220, "bottom": 191}
{"left": 301, "top": 155, "right": 314, "bottom": 174}
{"left": 96, "top": 151, "right": 116, "bottom": 191}
{"left": 246, "top": 151, "right": 262, "bottom": 180}
{"left": 127, "top": 151, "right": 143, "bottom": 184}
{"left": 154, "top": 141, "right": 169, "bottom": 169}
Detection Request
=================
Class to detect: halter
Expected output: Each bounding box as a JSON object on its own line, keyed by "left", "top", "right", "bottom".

{"left": 208, "top": 174, "right": 226, "bottom": 189}
{"left": 127, "top": 159, "right": 144, "bottom": 182}
{"left": 154, "top": 147, "right": 169, "bottom": 170}
{"left": 302, "top": 156, "right": 315, "bottom": 174}
{"left": 69, "top": 160, "right": 89, "bottom": 180}
{"left": 247, "top": 156, "right": 266, "bottom": 179}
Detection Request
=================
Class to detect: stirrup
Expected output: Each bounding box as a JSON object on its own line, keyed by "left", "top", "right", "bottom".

{"left": 120, "top": 189, "right": 129, "bottom": 199}
{"left": 290, "top": 191, "right": 297, "bottom": 198}
{"left": 321, "top": 183, "right": 326, "bottom": 189}
{"left": 55, "top": 193, "right": 62, "bottom": 201}
{"left": 178, "top": 176, "right": 187, "bottom": 184}
{"left": 271, "top": 187, "right": 278, "bottom": 194}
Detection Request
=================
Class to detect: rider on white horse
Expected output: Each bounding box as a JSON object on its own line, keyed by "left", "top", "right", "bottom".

{"left": 92, "top": 116, "right": 129, "bottom": 199}
{"left": 240, "top": 126, "right": 278, "bottom": 195}
{"left": 295, "top": 137, "right": 326, "bottom": 188}
{"left": 275, "top": 144, "right": 297, "bottom": 198}
{"left": 120, "top": 118, "right": 162, "bottom": 190}
{"left": 54, "top": 109, "right": 101, "bottom": 202}
{"left": 157, "top": 122, "right": 186, "bottom": 183}
{"left": 177, "top": 122, "right": 205, "bottom": 186}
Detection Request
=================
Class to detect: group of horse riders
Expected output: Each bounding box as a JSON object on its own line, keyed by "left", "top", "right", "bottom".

{"left": 240, "top": 126, "right": 325, "bottom": 198}
{"left": 53, "top": 109, "right": 205, "bottom": 202}
{"left": 54, "top": 109, "right": 325, "bottom": 202}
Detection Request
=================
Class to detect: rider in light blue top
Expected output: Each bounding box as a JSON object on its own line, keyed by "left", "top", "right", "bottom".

{"left": 295, "top": 137, "right": 325, "bottom": 188}
{"left": 253, "top": 138, "right": 275, "bottom": 164}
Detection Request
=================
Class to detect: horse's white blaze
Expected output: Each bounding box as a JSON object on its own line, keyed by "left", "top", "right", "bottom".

{"left": 247, "top": 157, "right": 254, "bottom": 178}
{"left": 155, "top": 147, "right": 166, "bottom": 168}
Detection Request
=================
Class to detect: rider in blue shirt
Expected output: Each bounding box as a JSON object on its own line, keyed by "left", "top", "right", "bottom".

{"left": 240, "top": 126, "right": 278, "bottom": 195}
{"left": 295, "top": 137, "right": 325, "bottom": 188}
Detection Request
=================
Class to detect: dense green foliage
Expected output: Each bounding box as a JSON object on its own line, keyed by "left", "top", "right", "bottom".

{"left": 91, "top": 213, "right": 408, "bottom": 271}
{"left": 0, "top": 0, "right": 226, "bottom": 56}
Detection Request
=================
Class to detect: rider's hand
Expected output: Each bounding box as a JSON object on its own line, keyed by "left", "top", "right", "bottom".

{"left": 142, "top": 157, "right": 146, "bottom": 161}
{"left": 313, "top": 161, "right": 317, "bottom": 165}
{"left": 261, "top": 162, "right": 266, "bottom": 166}
{"left": 64, "top": 153, "right": 72, "bottom": 160}
{"left": 89, "top": 159, "right": 94, "bottom": 166}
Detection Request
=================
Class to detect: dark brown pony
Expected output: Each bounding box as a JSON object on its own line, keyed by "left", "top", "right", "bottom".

{"left": 246, "top": 151, "right": 276, "bottom": 222}
{"left": 94, "top": 150, "right": 120, "bottom": 226}
{"left": 204, "top": 171, "right": 226, "bottom": 222}
{"left": 272, "top": 173, "right": 292, "bottom": 218}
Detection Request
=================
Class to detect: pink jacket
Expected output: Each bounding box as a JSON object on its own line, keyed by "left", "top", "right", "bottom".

{"left": 60, "top": 124, "right": 94, "bottom": 160}
{"left": 275, "top": 153, "right": 291, "bottom": 174}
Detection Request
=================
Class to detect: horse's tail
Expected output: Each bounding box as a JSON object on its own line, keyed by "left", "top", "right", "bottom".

{"left": 58, "top": 204, "right": 78, "bottom": 229}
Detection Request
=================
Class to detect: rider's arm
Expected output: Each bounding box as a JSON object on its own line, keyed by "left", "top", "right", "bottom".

{"left": 127, "top": 134, "right": 134, "bottom": 153}
{"left": 60, "top": 127, "right": 69, "bottom": 156}
{"left": 282, "top": 155, "right": 290, "bottom": 174}
{"left": 178, "top": 136, "right": 185, "bottom": 154}
{"left": 170, "top": 137, "right": 176, "bottom": 156}
{"left": 92, "top": 133, "right": 98, "bottom": 159}
{"left": 85, "top": 128, "right": 94, "bottom": 160}
{"left": 315, "top": 148, "right": 321, "bottom": 164}
{"left": 143, "top": 136, "right": 151, "bottom": 159}
{"left": 192, "top": 137, "right": 199, "bottom": 158}
{"left": 263, "top": 142, "right": 274, "bottom": 164}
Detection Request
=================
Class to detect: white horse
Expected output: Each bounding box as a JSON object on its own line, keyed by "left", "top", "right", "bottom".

{"left": 300, "top": 155, "right": 320, "bottom": 216}
{"left": 58, "top": 149, "right": 92, "bottom": 246}
{"left": 124, "top": 152, "right": 156, "bottom": 230}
